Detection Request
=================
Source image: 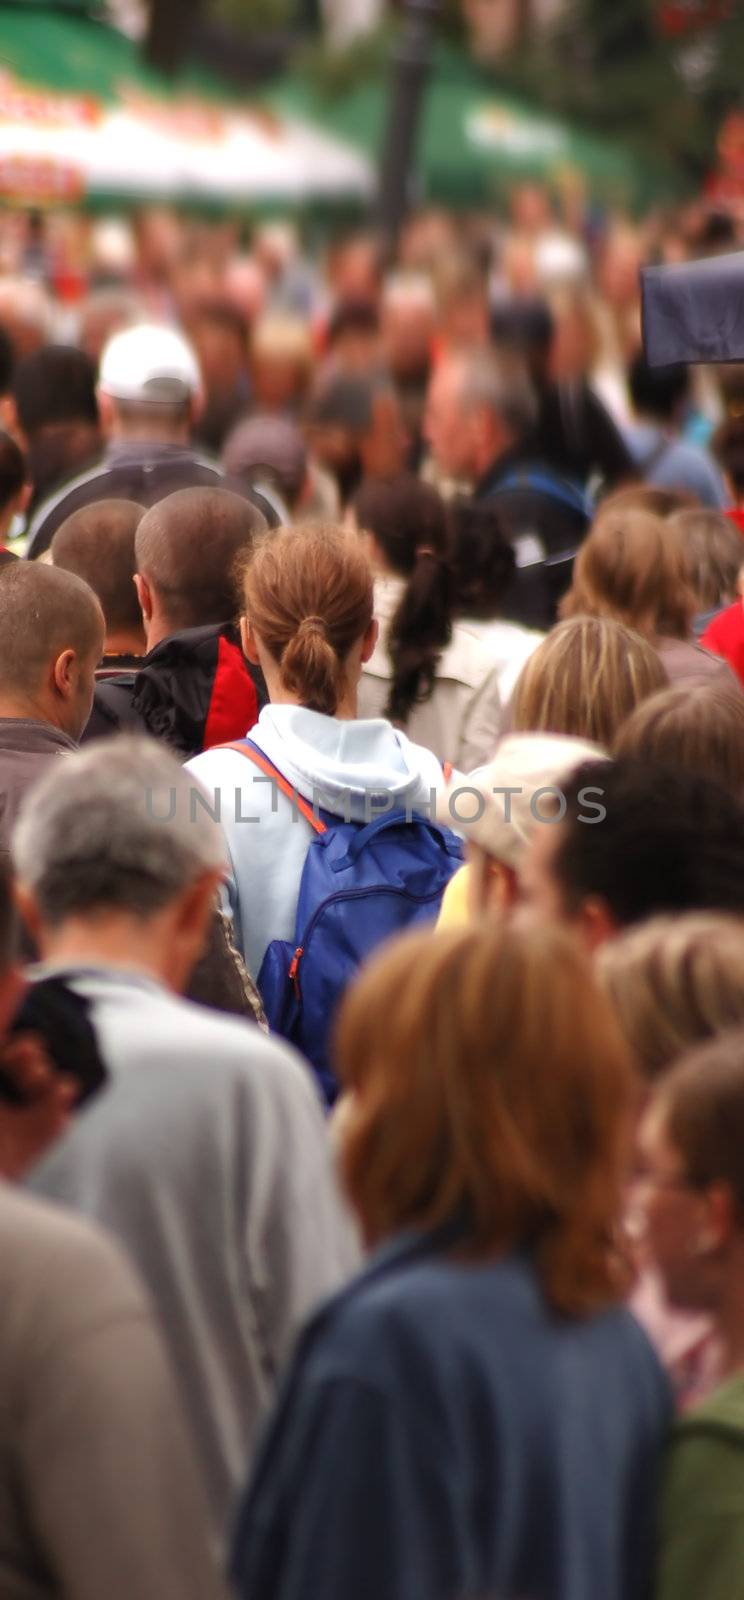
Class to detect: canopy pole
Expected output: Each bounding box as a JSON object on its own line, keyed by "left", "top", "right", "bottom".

{"left": 377, "top": 0, "right": 440, "bottom": 254}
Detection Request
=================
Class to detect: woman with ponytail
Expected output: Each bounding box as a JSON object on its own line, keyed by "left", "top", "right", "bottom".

{"left": 352, "top": 476, "right": 503, "bottom": 771}
{"left": 187, "top": 522, "right": 444, "bottom": 982}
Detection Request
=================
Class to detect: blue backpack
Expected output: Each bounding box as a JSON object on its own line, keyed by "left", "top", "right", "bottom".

{"left": 225, "top": 740, "right": 464, "bottom": 1105}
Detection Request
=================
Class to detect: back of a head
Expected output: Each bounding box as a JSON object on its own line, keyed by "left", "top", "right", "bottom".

{"left": 597, "top": 913, "right": 744, "bottom": 1082}
{"left": 562, "top": 507, "right": 696, "bottom": 640}
{"left": 13, "top": 345, "right": 98, "bottom": 435}
{"left": 438, "top": 731, "right": 608, "bottom": 872}
{"left": 335, "top": 919, "right": 635, "bottom": 1315}
{"left": 629, "top": 354, "right": 689, "bottom": 424}
{"left": 555, "top": 758, "right": 744, "bottom": 928}
{"left": 666, "top": 506, "right": 744, "bottom": 612}
{"left": 599, "top": 484, "right": 696, "bottom": 519}
{"left": 98, "top": 322, "right": 201, "bottom": 435}
{"left": 307, "top": 371, "right": 388, "bottom": 436}
{"left": 135, "top": 486, "right": 266, "bottom": 632}
{"left": 0, "top": 560, "right": 103, "bottom": 695}
{"left": 448, "top": 498, "right": 516, "bottom": 619}
{"left": 456, "top": 348, "right": 537, "bottom": 440}
{"left": 513, "top": 615, "right": 668, "bottom": 747}
{"left": 613, "top": 681, "right": 744, "bottom": 800}
{"left": 52, "top": 499, "right": 145, "bottom": 638}
{"left": 222, "top": 414, "right": 307, "bottom": 509}
{"left": 242, "top": 522, "right": 373, "bottom": 717}
{"left": 326, "top": 299, "right": 380, "bottom": 351}
{"left": 489, "top": 296, "right": 555, "bottom": 379}
{"left": 12, "top": 735, "right": 226, "bottom": 926}
{"left": 657, "top": 1031, "right": 744, "bottom": 1221}
{"left": 353, "top": 474, "right": 448, "bottom": 578}
{"left": 353, "top": 474, "right": 453, "bottom": 724}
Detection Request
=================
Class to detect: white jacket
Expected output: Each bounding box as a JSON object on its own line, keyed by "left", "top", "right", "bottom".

{"left": 358, "top": 576, "right": 504, "bottom": 772}
{"left": 187, "top": 702, "right": 444, "bottom": 981}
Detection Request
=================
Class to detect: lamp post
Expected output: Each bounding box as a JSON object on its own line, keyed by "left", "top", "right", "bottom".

{"left": 377, "top": 0, "right": 440, "bottom": 252}
{"left": 145, "top": 0, "right": 203, "bottom": 73}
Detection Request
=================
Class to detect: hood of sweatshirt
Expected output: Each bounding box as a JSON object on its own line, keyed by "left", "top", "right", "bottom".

{"left": 250, "top": 703, "right": 444, "bottom": 822}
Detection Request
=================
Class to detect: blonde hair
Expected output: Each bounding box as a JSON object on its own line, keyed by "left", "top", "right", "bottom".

{"left": 512, "top": 615, "right": 668, "bottom": 747}
{"left": 597, "top": 913, "right": 744, "bottom": 1081}
{"left": 561, "top": 507, "right": 697, "bottom": 639}
{"left": 336, "top": 920, "right": 637, "bottom": 1316}
{"left": 241, "top": 522, "right": 373, "bottom": 716}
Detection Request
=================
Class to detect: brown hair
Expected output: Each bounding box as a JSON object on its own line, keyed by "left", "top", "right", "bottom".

{"left": 665, "top": 507, "right": 744, "bottom": 612}
{"left": 561, "top": 506, "right": 697, "bottom": 639}
{"left": 659, "top": 1030, "right": 744, "bottom": 1217}
{"left": 242, "top": 521, "right": 373, "bottom": 716}
{"left": 0, "top": 560, "right": 104, "bottom": 693}
{"left": 598, "top": 484, "right": 696, "bottom": 519}
{"left": 52, "top": 498, "right": 145, "bottom": 639}
{"left": 512, "top": 615, "right": 667, "bottom": 746}
{"left": 335, "top": 921, "right": 637, "bottom": 1316}
{"left": 613, "top": 681, "right": 744, "bottom": 800}
{"left": 352, "top": 476, "right": 452, "bottom": 725}
{"left": 598, "top": 913, "right": 744, "bottom": 1082}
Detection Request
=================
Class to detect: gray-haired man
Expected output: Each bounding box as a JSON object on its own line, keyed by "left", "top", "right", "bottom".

{"left": 13, "top": 737, "right": 358, "bottom": 1547}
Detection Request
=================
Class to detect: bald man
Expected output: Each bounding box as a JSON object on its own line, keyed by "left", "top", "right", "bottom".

{"left": 52, "top": 498, "right": 146, "bottom": 667}
{"left": 0, "top": 561, "right": 104, "bottom": 850}
{"left": 87, "top": 485, "right": 268, "bottom": 757}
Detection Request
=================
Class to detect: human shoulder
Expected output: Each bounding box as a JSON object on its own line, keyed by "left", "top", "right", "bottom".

{"left": 110, "top": 981, "right": 316, "bottom": 1092}
{"left": 663, "top": 1382, "right": 744, "bottom": 1528}
{"left": 25, "top": 458, "right": 112, "bottom": 555}
{"left": 437, "top": 624, "right": 506, "bottom": 693}
{"left": 0, "top": 1185, "right": 148, "bottom": 1351}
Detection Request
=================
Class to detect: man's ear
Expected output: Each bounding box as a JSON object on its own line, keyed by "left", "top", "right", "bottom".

{"left": 704, "top": 1181, "right": 737, "bottom": 1253}
{"left": 189, "top": 390, "right": 205, "bottom": 427}
{"left": 170, "top": 868, "right": 224, "bottom": 974}
{"left": 15, "top": 482, "right": 32, "bottom": 518}
{"left": 51, "top": 648, "right": 76, "bottom": 700}
{"left": 97, "top": 389, "right": 116, "bottom": 436}
{"left": 13, "top": 880, "right": 42, "bottom": 947}
{"left": 579, "top": 894, "right": 618, "bottom": 953}
{"left": 0, "top": 395, "right": 20, "bottom": 442}
{"left": 360, "top": 617, "right": 379, "bottom": 664}
{"left": 134, "top": 572, "right": 153, "bottom": 622}
{"left": 240, "top": 615, "right": 261, "bottom": 666}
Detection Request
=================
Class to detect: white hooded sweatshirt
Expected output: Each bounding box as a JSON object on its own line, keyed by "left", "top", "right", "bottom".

{"left": 186, "top": 705, "right": 444, "bottom": 981}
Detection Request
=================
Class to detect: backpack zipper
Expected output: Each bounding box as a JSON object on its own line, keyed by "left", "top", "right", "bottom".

{"left": 288, "top": 882, "right": 446, "bottom": 1001}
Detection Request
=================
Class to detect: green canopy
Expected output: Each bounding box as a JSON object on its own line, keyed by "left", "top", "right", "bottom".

{"left": 268, "top": 42, "right": 680, "bottom": 212}
{"left": 0, "top": 3, "right": 373, "bottom": 208}
{"left": 0, "top": 1, "right": 226, "bottom": 101}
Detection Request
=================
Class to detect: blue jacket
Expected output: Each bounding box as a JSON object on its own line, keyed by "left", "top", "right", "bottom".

{"left": 232, "top": 1224, "right": 670, "bottom": 1600}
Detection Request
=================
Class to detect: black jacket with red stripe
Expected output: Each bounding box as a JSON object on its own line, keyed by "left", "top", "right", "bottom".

{"left": 84, "top": 622, "right": 267, "bottom": 759}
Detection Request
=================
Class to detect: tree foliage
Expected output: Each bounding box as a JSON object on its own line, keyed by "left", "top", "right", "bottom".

{"left": 499, "top": 0, "right": 744, "bottom": 181}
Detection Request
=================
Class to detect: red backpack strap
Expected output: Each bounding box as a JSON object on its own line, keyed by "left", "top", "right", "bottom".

{"left": 217, "top": 740, "right": 326, "bottom": 835}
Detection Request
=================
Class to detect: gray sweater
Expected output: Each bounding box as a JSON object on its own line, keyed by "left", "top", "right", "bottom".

{"left": 0, "top": 1184, "right": 226, "bottom": 1600}
{"left": 25, "top": 965, "right": 359, "bottom": 1545}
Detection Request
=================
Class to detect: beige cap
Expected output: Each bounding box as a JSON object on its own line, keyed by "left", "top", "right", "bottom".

{"left": 437, "top": 733, "right": 609, "bottom": 870}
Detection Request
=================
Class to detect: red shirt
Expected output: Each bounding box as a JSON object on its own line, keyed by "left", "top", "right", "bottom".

{"left": 701, "top": 599, "right": 744, "bottom": 686}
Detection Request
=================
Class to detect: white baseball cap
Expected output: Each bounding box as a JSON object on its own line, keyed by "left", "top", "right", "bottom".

{"left": 99, "top": 323, "right": 201, "bottom": 404}
{"left": 437, "top": 733, "right": 609, "bottom": 871}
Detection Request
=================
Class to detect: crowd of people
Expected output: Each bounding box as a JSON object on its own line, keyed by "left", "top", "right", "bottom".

{"left": 0, "top": 189, "right": 744, "bottom": 1598}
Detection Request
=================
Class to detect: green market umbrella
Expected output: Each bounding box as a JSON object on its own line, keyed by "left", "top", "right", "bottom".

{"left": 268, "top": 41, "right": 678, "bottom": 212}
{"left": 0, "top": 2, "right": 373, "bottom": 207}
